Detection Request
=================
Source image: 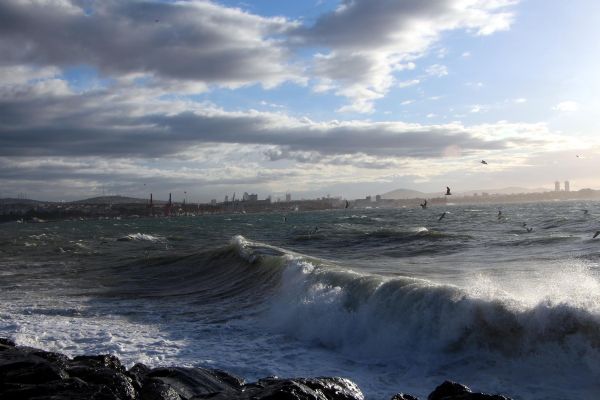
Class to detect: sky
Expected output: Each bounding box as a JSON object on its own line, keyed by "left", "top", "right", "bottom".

{"left": 1, "top": 0, "right": 600, "bottom": 202}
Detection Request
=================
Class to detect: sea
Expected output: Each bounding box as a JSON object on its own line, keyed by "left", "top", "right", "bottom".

{"left": 1, "top": 201, "right": 599, "bottom": 399}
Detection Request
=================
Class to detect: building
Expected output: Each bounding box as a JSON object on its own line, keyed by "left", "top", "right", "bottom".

{"left": 285, "top": 193, "right": 291, "bottom": 202}
{"left": 375, "top": 195, "right": 382, "bottom": 202}
{"left": 564, "top": 180, "right": 570, "bottom": 192}
{"left": 555, "top": 181, "right": 560, "bottom": 192}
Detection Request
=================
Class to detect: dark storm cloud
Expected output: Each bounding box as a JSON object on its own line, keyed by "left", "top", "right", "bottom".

{"left": 0, "top": 86, "right": 528, "bottom": 160}
{"left": 0, "top": 0, "right": 298, "bottom": 86}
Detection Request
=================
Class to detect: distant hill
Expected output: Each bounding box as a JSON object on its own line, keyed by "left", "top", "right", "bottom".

{"left": 72, "top": 195, "right": 165, "bottom": 205}
{"left": 381, "top": 188, "right": 427, "bottom": 199}
{"left": 382, "top": 186, "right": 551, "bottom": 200}
{"left": 459, "top": 187, "right": 550, "bottom": 196}
{"left": 0, "top": 198, "right": 47, "bottom": 205}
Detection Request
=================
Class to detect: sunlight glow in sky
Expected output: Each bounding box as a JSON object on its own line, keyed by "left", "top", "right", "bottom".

{"left": 1, "top": 0, "right": 599, "bottom": 201}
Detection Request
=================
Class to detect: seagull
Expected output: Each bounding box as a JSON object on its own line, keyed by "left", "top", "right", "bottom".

{"left": 445, "top": 187, "right": 452, "bottom": 196}
{"left": 497, "top": 210, "right": 503, "bottom": 220}
{"left": 582, "top": 209, "right": 589, "bottom": 215}
{"left": 438, "top": 212, "right": 447, "bottom": 221}
{"left": 594, "top": 231, "right": 600, "bottom": 239}
{"left": 283, "top": 216, "right": 287, "bottom": 223}
{"left": 522, "top": 222, "right": 527, "bottom": 227}
{"left": 526, "top": 227, "right": 533, "bottom": 233}
{"left": 481, "top": 160, "right": 488, "bottom": 165}
{"left": 420, "top": 199, "right": 428, "bottom": 209}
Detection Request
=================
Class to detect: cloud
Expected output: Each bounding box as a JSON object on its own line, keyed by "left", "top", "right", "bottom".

{"left": 292, "top": 0, "right": 516, "bottom": 112}
{"left": 0, "top": 0, "right": 517, "bottom": 110}
{"left": 397, "top": 79, "right": 420, "bottom": 88}
{"left": 0, "top": 0, "right": 301, "bottom": 89}
{"left": 426, "top": 64, "right": 449, "bottom": 77}
{"left": 553, "top": 101, "right": 579, "bottom": 112}
{"left": 0, "top": 76, "right": 564, "bottom": 163}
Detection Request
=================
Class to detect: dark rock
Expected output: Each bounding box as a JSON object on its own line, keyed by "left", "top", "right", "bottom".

{"left": 391, "top": 394, "right": 419, "bottom": 400}
{"left": 140, "top": 378, "right": 183, "bottom": 400}
{"left": 0, "top": 346, "right": 69, "bottom": 385}
{"left": 128, "top": 362, "right": 152, "bottom": 392}
{"left": 66, "top": 361, "right": 136, "bottom": 399}
{"left": 0, "top": 338, "right": 16, "bottom": 347}
{"left": 72, "top": 354, "right": 126, "bottom": 373}
{"left": 145, "top": 366, "right": 244, "bottom": 398}
{"left": 0, "top": 377, "right": 117, "bottom": 400}
{"left": 0, "top": 340, "right": 515, "bottom": 400}
{"left": 428, "top": 381, "right": 512, "bottom": 400}
{"left": 428, "top": 381, "right": 471, "bottom": 400}
{"left": 202, "top": 377, "right": 364, "bottom": 400}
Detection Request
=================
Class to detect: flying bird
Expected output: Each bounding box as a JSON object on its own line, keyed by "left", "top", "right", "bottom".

{"left": 522, "top": 222, "right": 527, "bottom": 227}
{"left": 526, "top": 227, "right": 533, "bottom": 233}
{"left": 445, "top": 187, "right": 452, "bottom": 196}
{"left": 420, "top": 199, "right": 427, "bottom": 209}
{"left": 582, "top": 209, "right": 589, "bottom": 215}
{"left": 594, "top": 231, "right": 600, "bottom": 239}
{"left": 481, "top": 160, "right": 488, "bottom": 165}
{"left": 438, "top": 211, "right": 447, "bottom": 221}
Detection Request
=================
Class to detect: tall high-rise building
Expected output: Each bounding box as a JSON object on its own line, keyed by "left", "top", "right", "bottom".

{"left": 285, "top": 193, "right": 291, "bottom": 202}
{"left": 564, "top": 180, "right": 570, "bottom": 192}
{"left": 555, "top": 181, "right": 560, "bottom": 192}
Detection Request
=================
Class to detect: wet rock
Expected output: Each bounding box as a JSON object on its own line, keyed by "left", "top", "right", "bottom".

{"left": 0, "top": 338, "right": 16, "bottom": 347}
{"left": 0, "top": 338, "right": 515, "bottom": 400}
{"left": 203, "top": 377, "right": 364, "bottom": 400}
{"left": 128, "top": 362, "right": 152, "bottom": 392}
{"left": 0, "top": 377, "right": 117, "bottom": 400}
{"left": 72, "top": 354, "right": 126, "bottom": 373}
{"left": 428, "top": 381, "right": 511, "bottom": 400}
{"left": 66, "top": 362, "right": 136, "bottom": 399}
{"left": 140, "top": 378, "right": 183, "bottom": 400}
{"left": 0, "top": 345, "right": 69, "bottom": 385}
{"left": 391, "top": 394, "right": 419, "bottom": 400}
{"left": 145, "top": 366, "right": 244, "bottom": 398}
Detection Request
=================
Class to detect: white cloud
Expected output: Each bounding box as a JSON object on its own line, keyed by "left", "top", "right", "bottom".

{"left": 295, "top": 0, "right": 517, "bottom": 112}
{"left": 397, "top": 79, "right": 420, "bottom": 88}
{"left": 553, "top": 101, "right": 579, "bottom": 112}
{"left": 426, "top": 64, "right": 449, "bottom": 77}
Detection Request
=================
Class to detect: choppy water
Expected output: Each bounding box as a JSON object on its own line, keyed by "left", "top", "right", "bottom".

{"left": 1, "top": 201, "right": 600, "bottom": 399}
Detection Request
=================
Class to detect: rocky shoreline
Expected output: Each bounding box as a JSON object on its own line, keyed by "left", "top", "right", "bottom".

{"left": 0, "top": 338, "right": 512, "bottom": 400}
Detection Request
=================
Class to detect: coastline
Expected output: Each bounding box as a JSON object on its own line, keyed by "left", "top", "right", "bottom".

{"left": 0, "top": 337, "right": 513, "bottom": 400}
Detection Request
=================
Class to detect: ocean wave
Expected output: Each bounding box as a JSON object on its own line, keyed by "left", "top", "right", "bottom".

{"left": 246, "top": 240, "right": 600, "bottom": 366}
{"left": 117, "top": 233, "right": 165, "bottom": 242}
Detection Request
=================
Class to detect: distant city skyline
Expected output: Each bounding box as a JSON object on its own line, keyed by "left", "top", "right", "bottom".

{"left": 1, "top": 0, "right": 599, "bottom": 201}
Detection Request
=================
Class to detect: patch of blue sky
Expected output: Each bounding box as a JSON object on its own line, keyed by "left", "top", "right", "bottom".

{"left": 217, "top": 0, "right": 338, "bottom": 22}
{"left": 62, "top": 65, "right": 113, "bottom": 93}
{"left": 187, "top": 81, "right": 345, "bottom": 120}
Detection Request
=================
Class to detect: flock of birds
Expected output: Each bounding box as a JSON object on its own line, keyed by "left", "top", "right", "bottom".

{"left": 301, "top": 158, "right": 600, "bottom": 238}
{"left": 422, "top": 160, "right": 600, "bottom": 237}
